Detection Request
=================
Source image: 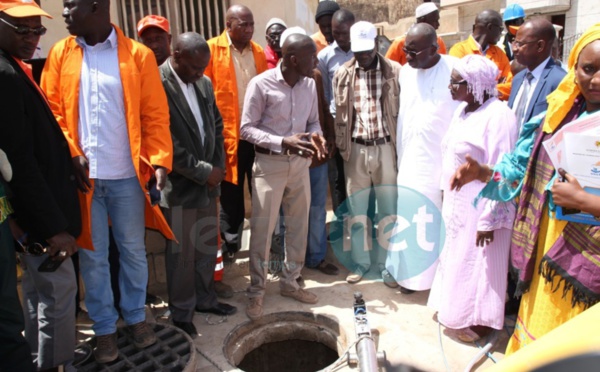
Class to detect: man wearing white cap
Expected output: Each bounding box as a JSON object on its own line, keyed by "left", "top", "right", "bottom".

{"left": 386, "top": 2, "right": 447, "bottom": 65}
{"left": 332, "top": 21, "right": 400, "bottom": 284}
{"left": 1, "top": 0, "right": 81, "bottom": 369}
{"left": 264, "top": 17, "right": 287, "bottom": 68}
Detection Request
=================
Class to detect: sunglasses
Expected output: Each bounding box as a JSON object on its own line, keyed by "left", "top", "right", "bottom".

{"left": 402, "top": 46, "right": 432, "bottom": 58}
{"left": 15, "top": 234, "right": 48, "bottom": 256}
{"left": 449, "top": 79, "right": 468, "bottom": 89}
{"left": 0, "top": 17, "right": 47, "bottom": 36}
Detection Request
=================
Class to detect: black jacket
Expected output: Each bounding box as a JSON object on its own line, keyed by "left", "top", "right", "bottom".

{"left": 0, "top": 49, "right": 80, "bottom": 242}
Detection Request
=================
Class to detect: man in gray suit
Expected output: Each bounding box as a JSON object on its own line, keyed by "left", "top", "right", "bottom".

{"left": 159, "top": 32, "right": 236, "bottom": 337}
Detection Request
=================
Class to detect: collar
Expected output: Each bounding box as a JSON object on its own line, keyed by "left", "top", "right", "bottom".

{"left": 76, "top": 26, "right": 117, "bottom": 49}
{"left": 467, "top": 34, "right": 485, "bottom": 54}
{"left": 354, "top": 54, "right": 380, "bottom": 71}
{"left": 527, "top": 56, "right": 552, "bottom": 82}
{"left": 167, "top": 59, "right": 189, "bottom": 87}
{"left": 226, "top": 32, "right": 251, "bottom": 53}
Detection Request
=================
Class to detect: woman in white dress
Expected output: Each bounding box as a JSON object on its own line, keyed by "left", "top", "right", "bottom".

{"left": 428, "top": 55, "right": 519, "bottom": 342}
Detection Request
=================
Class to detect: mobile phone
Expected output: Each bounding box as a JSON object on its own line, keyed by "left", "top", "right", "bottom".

{"left": 38, "top": 255, "right": 64, "bottom": 272}
{"left": 147, "top": 177, "right": 161, "bottom": 206}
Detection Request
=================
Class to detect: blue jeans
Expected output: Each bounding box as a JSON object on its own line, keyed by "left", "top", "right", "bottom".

{"left": 79, "top": 177, "right": 147, "bottom": 336}
{"left": 305, "top": 164, "right": 328, "bottom": 267}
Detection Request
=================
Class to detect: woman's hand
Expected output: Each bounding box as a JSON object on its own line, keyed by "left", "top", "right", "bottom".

{"left": 476, "top": 230, "right": 494, "bottom": 247}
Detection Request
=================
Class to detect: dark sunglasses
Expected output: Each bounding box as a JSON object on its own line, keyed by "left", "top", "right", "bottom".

{"left": 449, "top": 79, "right": 468, "bottom": 89}
{"left": 0, "top": 17, "right": 47, "bottom": 36}
{"left": 15, "top": 234, "right": 48, "bottom": 256}
{"left": 402, "top": 46, "right": 432, "bottom": 58}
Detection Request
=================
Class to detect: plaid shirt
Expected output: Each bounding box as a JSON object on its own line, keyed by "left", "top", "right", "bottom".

{"left": 352, "top": 58, "right": 389, "bottom": 140}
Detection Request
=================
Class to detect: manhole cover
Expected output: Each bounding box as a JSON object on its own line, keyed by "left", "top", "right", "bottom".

{"left": 77, "top": 323, "right": 195, "bottom": 371}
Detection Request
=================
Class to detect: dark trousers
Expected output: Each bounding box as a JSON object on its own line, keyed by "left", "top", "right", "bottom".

{"left": 328, "top": 151, "right": 347, "bottom": 214}
{"left": 220, "top": 140, "right": 255, "bottom": 238}
{"left": 0, "top": 220, "right": 34, "bottom": 372}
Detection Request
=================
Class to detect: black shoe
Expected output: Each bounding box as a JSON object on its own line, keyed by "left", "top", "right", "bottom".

{"left": 196, "top": 302, "right": 237, "bottom": 316}
{"left": 308, "top": 260, "right": 339, "bottom": 276}
{"left": 173, "top": 321, "right": 198, "bottom": 338}
{"left": 399, "top": 286, "right": 415, "bottom": 294}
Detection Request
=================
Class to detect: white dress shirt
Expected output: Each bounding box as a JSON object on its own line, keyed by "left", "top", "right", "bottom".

{"left": 77, "top": 28, "right": 136, "bottom": 179}
{"left": 168, "top": 60, "right": 205, "bottom": 144}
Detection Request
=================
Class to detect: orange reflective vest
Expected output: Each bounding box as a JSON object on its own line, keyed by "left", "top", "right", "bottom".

{"left": 205, "top": 31, "right": 268, "bottom": 185}
{"left": 41, "top": 25, "right": 175, "bottom": 250}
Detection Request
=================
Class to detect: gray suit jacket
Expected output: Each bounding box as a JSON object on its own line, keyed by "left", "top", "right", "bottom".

{"left": 159, "top": 61, "right": 225, "bottom": 209}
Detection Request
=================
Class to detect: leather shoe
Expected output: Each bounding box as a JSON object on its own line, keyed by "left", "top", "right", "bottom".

{"left": 196, "top": 302, "right": 237, "bottom": 316}
{"left": 309, "top": 260, "right": 339, "bottom": 276}
{"left": 399, "top": 286, "right": 415, "bottom": 294}
{"left": 173, "top": 321, "right": 197, "bottom": 338}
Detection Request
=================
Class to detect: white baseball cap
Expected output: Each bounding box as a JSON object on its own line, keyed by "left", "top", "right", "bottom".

{"left": 350, "top": 21, "right": 377, "bottom": 53}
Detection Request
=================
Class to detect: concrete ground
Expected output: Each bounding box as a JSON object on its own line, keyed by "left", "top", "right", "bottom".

{"left": 123, "top": 217, "right": 512, "bottom": 372}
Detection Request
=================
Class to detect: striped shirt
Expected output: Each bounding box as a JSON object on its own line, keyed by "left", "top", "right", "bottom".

{"left": 352, "top": 58, "right": 388, "bottom": 140}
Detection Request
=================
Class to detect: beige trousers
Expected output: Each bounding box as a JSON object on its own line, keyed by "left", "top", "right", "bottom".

{"left": 247, "top": 153, "right": 311, "bottom": 298}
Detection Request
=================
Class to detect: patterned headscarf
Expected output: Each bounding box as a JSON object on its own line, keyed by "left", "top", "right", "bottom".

{"left": 454, "top": 54, "right": 499, "bottom": 105}
{"left": 543, "top": 23, "right": 600, "bottom": 133}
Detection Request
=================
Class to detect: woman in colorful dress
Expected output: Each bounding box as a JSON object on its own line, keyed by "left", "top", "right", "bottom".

{"left": 450, "top": 24, "right": 600, "bottom": 353}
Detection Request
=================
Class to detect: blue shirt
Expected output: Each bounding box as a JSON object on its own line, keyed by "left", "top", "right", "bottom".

{"left": 77, "top": 28, "right": 135, "bottom": 179}
{"left": 317, "top": 41, "right": 353, "bottom": 116}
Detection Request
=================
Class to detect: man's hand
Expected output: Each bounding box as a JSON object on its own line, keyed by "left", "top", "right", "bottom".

{"left": 310, "top": 133, "right": 328, "bottom": 160}
{"left": 207, "top": 166, "right": 226, "bottom": 188}
{"left": 282, "top": 133, "right": 315, "bottom": 158}
{"left": 552, "top": 168, "right": 585, "bottom": 210}
{"left": 46, "top": 231, "right": 78, "bottom": 261}
{"left": 476, "top": 230, "right": 494, "bottom": 247}
{"left": 450, "top": 154, "right": 489, "bottom": 191}
{"left": 154, "top": 166, "right": 167, "bottom": 191}
{"left": 72, "top": 155, "right": 91, "bottom": 193}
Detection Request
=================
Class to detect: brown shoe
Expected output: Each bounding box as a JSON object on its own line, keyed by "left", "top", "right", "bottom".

{"left": 129, "top": 321, "right": 157, "bottom": 349}
{"left": 382, "top": 269, "right": 399, "bottom": 288}
{"left": 94, "top": 333, "right": 118, "bottom": 364}
{"left": 246, "top": 297, "right": 264, "bottom": 321}
{"left": 280, "top": 288, "right": 318, "bottom": 304}
{"left": 214, "top": 281, "right": 234, "bottom": 298}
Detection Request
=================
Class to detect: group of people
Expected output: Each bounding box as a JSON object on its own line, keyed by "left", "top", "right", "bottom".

{"left": 0, "top": 0, "right": 599, "bottom": 370}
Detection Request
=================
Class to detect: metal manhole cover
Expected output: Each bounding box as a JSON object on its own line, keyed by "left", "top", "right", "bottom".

{"left": 77, "top": 323, "right": 195, "bottom": 371}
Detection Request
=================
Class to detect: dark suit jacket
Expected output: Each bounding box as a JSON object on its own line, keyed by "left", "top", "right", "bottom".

{"left": 508, "top": 58, "right": 566, "bottom": 124}
{"left": 0, "top": 50, "right": 81, "bottom": 242}
{"left": 159, "top": 61, "right": 225, "bottom": 209}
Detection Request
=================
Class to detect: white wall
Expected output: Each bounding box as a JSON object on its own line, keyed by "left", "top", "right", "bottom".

{"left": 564, "top": 0, "right": 600, "bottom": 36}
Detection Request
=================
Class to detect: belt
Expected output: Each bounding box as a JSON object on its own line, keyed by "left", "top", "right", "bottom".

{"left": 351, "top": 136, "right": 391, "bottom": 147}
{"left": 254, "top": 146, "right": 281, "bottom": 155}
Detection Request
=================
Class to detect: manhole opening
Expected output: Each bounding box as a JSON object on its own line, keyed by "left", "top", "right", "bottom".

{"left": 239, "top": 339, "right": 339, "bottom": 372}
{"left": 224, "top": 311, "right": 347, "bottom": 372}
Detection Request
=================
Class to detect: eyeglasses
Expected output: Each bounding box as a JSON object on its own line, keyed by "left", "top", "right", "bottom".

{"left": 402, "top": 46, "right": 432, "bottom": 58}
{"left": 512, "top": 39, "right": 538, "bottom": 48}
{"left": 449, "top": 79, "right": 468, "bottom": 89}
{"left": 15, "top": 234, "right": 48, "bottom": 256}
{"left": 0, "top": 17, "right": 47, "bottom": 36}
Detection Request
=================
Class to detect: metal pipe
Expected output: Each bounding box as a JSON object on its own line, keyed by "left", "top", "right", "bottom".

{"left": 356, "top": 335, "right": 379, "bottom": 372}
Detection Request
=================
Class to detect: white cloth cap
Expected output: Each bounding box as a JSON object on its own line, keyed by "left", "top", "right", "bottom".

{"left": 265, "top": 17, "right": 287, "bottom": 32}
{"left": 350, "top": 21, "right": 377, "bottom": 52}
{"left": 279, "top": 26, "right": 307, "bottom": 48}
{"left": 415, "top": 3, "right": 438, "bottom": 18}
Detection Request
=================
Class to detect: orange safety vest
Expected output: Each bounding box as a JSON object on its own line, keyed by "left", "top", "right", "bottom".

{"left": 205, "top": 31, "right": 268, "bottom": 185}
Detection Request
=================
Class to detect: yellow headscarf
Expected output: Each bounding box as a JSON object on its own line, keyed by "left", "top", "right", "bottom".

{"left": 543, "top": 23, "right": 600, "bottom": 133}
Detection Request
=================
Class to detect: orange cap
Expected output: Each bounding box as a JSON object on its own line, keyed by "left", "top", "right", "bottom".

{"left": 0, "top": 0, "right": 52, "bottom": 18}
{"left": 137, "top": 15, "right": 170, "bottom": 37}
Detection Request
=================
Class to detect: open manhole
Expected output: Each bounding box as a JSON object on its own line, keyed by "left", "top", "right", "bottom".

{"left": 224, "top": 311, "right": 347, "bottom": 371}
{"left": 77, "top": 323, "right": 195, "bottom": 371}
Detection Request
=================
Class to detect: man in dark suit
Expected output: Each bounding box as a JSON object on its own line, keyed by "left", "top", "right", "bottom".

{"left": 159, "top": 32, "right": 236, "bottom": 336}
{"left": 0, "top": 1, "right": 81, "bottom": 370}
{"left": 509, "top": 18, "right": 567, "bottom": 130}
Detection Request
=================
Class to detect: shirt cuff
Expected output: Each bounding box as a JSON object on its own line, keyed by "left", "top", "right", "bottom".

{"left": 270, "top": 135, "right": 285, "bottom": 153}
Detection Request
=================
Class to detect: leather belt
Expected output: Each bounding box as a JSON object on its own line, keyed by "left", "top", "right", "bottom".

{"left": 351, "top": 136, "right": 391, "bottom": 147}
{"left": 254, "top": 146, "right": 280, "bottom": 155}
